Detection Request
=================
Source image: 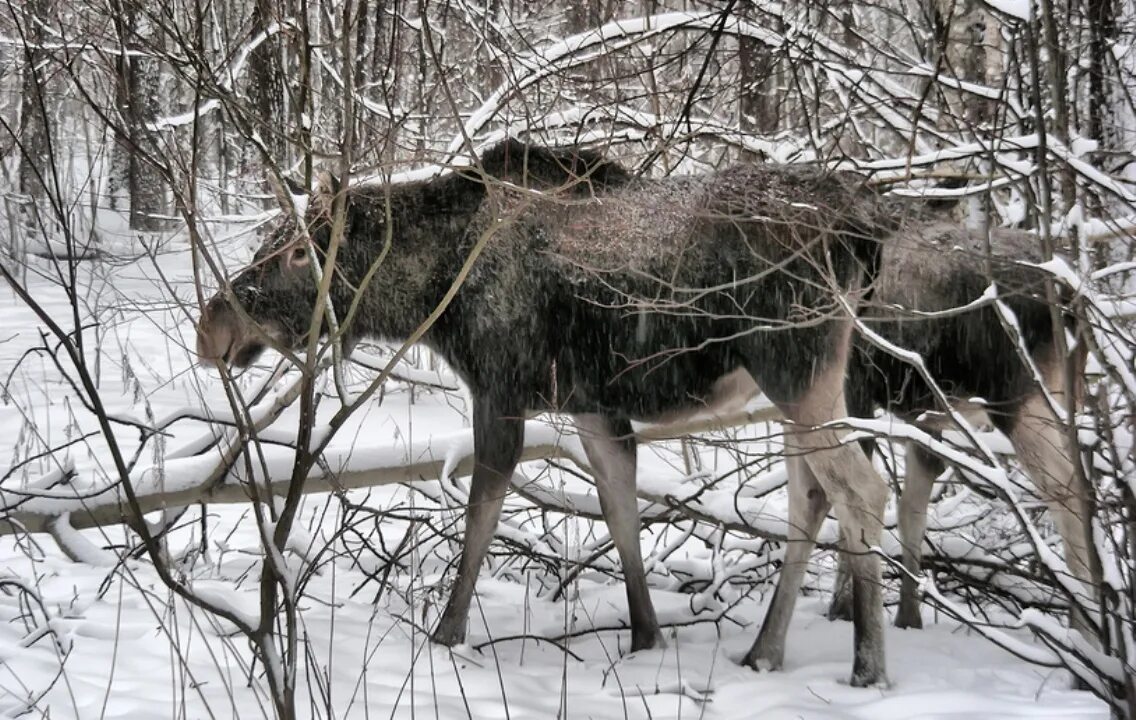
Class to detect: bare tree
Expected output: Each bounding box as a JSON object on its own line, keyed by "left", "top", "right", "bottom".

{"left": 14, "top": 0, "right": 54, "bottom": 254}
{"left": 249, "top": 0, "right": 290, "bottom": 163}
{"left": 737, "top": 0, "right": 779, "bottom": 136}
{"left": 109, "top": 0, "right": 166, "bottom": 230}
{"left": 0, "top": 0, "right": 1134, "bottom": 717}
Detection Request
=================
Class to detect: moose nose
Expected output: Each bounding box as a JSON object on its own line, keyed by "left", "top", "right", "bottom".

{"left": 196, "top": 301, "right": 234, "bottom": 367}
{"left": 195, "top": 325, "right": 231, "bottom": 367}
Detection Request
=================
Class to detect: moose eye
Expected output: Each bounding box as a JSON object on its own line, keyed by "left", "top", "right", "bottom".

{"left": 291, "top": 245, "right": 308, "bottom": 262}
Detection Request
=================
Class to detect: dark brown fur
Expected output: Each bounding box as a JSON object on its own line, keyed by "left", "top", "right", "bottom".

{"left": 826, "top": 222, "right": 1095, "bottom": 635}
{"left": 847, "top": 222, "right": 1067, "bottom": 430}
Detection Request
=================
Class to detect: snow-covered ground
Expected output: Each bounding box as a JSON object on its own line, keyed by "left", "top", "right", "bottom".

{"left": 0, "top": 240, "right": 1109, "bottom": 718}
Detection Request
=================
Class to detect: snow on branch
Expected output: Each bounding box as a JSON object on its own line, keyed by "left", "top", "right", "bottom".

{"left": 356, "top": 6, "right": 1013, "bottom": 186}
{"left": 0, "top": 401, "right": 781, "bottom": 539}
{"left": 146, "top": 20, "right": 293, "bottom": 132}
{"left": 507, "top": 106, "right": 805, "bottom": 163}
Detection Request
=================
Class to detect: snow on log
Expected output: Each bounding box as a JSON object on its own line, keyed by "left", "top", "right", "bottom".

{"left": 0, "top": 404, "right": 781, "bottom": 538}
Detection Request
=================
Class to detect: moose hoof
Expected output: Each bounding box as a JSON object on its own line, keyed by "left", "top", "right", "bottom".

{"left": 827, "top": 594, "right": 854, "bottom": 622}
{"left": 742, "top": 654, "right": 780, "bottom": 674}
{"left": 849, "top": 667, "right": 889, "bottom": 689}
{"left": 431, "top": 620, "right": 466, "bottom": 647}
{"left": 630, "top": 628, "right": 666, "bottom": 653}
{"left": 894, "top": 602, "right": 924, "bottom": 630}
{"left": 741, "top": 643, "right": 783, "bottom": 673}
{"left": 850, "top": 655, "right": 889, "bottom": 688}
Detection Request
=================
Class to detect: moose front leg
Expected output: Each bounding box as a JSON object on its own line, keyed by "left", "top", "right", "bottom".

{"left": 827, "top": 549, "right": 855, "bottom": 622}
{"left": 744, "top": 432, "right": 831, "bottom": 671}
{"left": 895, "top": 440, "right": 941, "bottom": 629}
{"left": 432, "top": 399, "right": 523, "bottom": 647}
{"left": 751, "top": 343, "right": 889, "bottom": 687}
{"left": 574, "top": 414, "right": 663, "bottom": 652}
{"left": 832, "top": 440, "right": 940, "bottom": 630}
{"left": 799, "top": 428, "right": 889, "bottom": 687}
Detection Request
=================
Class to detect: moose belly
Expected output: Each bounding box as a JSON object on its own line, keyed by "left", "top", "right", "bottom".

{"left": 541, "top": 351, "right": 762, "bottom": 423}
{"left": 634, "top": 367, "right": 762, "bottom": 426}
{"left": 904, "top": 398, "right": 993, "bottom": 433}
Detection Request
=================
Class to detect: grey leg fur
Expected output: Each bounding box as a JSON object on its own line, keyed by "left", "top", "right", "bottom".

{"left": 743, "top": 431, "right": 831, "bottom": 670}
{"left": 895, "top": 440, "right": 942, "bottom": 629}
{"left": 573, "top": 413, "right": 664, "bottom": 652}
{"left": 828, "top": 550, "right": 854, "bottom": 622}
{"left": 432, "top": 399, "right": 523, "bottom": 646}
{"left": 1011, "top": 392, "right": 1098, "bottom": 641}
{"left": 746, "top": 332, "right": 889, "bottom": 687}
{"left": 795, "top": 427, "right": 889, "bottom": 687}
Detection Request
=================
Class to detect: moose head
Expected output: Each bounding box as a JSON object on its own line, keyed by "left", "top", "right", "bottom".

{"left": 196, "top": 172, "right": 345, "bottom": 369}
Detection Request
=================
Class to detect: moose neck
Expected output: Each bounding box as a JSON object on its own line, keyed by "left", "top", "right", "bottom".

{"left": 333, "top": 173, "right": 487, "bottom": 344}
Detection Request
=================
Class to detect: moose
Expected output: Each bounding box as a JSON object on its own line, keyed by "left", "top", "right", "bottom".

{"left": 702, "top": 218, "right": 1097, "bottom": 639}
{"left": 824, "top": 221, "right": 1097, "bottom": 637}
{"left": 196, "top": 140, "right": 900, "bottom": 686}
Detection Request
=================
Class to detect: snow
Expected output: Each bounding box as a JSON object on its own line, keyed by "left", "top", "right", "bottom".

{"left": 191, "top": 581, "right": 262, "bottom": 631}
{"left": 0, "top": 242, "right": 1111, "bottom": 718}
{"left": 984, "top": 0, "right": 1031, "bottom": 21}
{"left": 852, "top": 133, "right": 1043, "bottom": 180}
{"left": 47, "top": 514, "right": 116, "bottom": 567}
{"left": 1020, "top": 610, "right": 1127, "bottom": 683}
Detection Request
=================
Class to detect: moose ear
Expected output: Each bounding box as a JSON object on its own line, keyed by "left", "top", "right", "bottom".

{"left": 268, "top": 175, "right": 296, "bottom": 212}
{"left": 313, "top": 170, "right": 341, "bottom": 218}
{"left": 284, "top": 176, "right": 306, "bottom": 197}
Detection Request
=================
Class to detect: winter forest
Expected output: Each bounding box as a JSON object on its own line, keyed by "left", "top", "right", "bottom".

{"left": 1, "top": 0, "right": 1135, "bottom": 717}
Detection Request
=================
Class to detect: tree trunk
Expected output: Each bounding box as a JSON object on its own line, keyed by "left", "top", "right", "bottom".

{"left": 1086, "top": 0, "right": 1116, "bottom": 267}
{"left": 17, "top": 0, "right": 53, "bottom": 253}
{"left": 567, "top": 0, "right": 604, "bottom": 32}
{"left": 738, "top": 0, "right": 779, "bottom": 136}
{"left": 353, "top": 0, "right": 373, "bottom": 149}
{"left": 368, "top": 0, "right": 398, "bottom": 162}
{"left": 112, "top": 2, "right": 166, "bottom": 232}
{"left": 932, "top": 0, "right": 1002, "bottom": 231}
{"left": 934, "top": 0, "right": 1000, "bottom": 128}
{"left": 249, "top": 0, "right": 289, "bottom": 194}
{"left": 1087, "top": 0, "right": 1116, "bottom": 149}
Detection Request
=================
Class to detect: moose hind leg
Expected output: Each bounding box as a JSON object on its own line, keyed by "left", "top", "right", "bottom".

{"left": 1010, "top": 392, "right": 1098, "bottom": 642}
{"left": 895, "top": 440, "right": 942, "bottom": 629}
{"left": 743, "top": 433, "right": 831, "bottom": 671}
{"left": 827, "top": 543, "right": 854, "bottom": 622}
{"left": 772, "top": 355, "right": 889, "bottom": 687}
{"left": 797, "top": 429, "right": 889, "bottom": 686}
{"left": 574, "top": 414, "right": 663, "bottom": 652}
{"left": 432, "top": 399, "right": 523, "bottom": 647}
